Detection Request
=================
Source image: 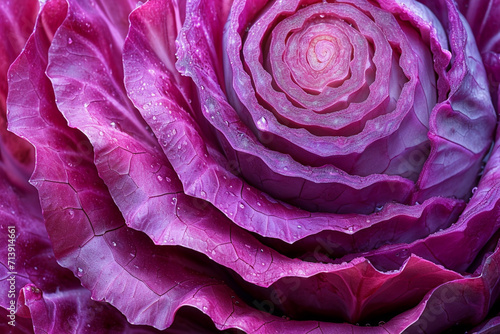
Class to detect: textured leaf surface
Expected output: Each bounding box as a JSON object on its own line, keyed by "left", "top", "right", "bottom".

{"left": 2, "top": 0, "right": 500, "bottom": 332}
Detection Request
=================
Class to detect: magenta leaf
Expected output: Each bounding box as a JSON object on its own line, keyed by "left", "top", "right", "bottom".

{"left": 3, "top": 0, "right": 500, "bottom": 332}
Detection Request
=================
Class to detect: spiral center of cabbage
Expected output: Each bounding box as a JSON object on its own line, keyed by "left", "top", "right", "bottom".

{"left": 280, "top": 18, "right": 354, "bottom": 94}
{"left": 308, "top": 36, "right": 338, "bottom": 71}
{"left": 223, "top": 0, "right": 439, "bottom": 213}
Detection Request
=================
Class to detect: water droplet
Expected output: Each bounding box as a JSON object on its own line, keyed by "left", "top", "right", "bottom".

{"left": 256, "top": 116, "right": 267, "bottom": 129}
{"left": 99, "top": 131, "right": 104, "bottom": 136}
{"left": 202, "top": 306, "right": 208, "bottom": 311}
{"left": 397, "top": 248, "right": 410, "bottom": 258}
{"left": 157, "top": 175, "right": 163, "bottom": 182}
{"left": 200, "top": 191, "right": 207, "bottom": 197}
{"left": 152, "top": 116, "right": 157, "bottom": 120}
{"left": 239, "top": 203, "right": 245, "bottom": 209}
{"left": 110, "top": 122, "right": 116, "bottom": 128}
{"left": 472, "top": 187, "right": 478, "bottom": 194}
{"left": 297, "top": 225, "right": 302, "bottom": 229}
{"left": 77, "top": 268, "right": 84, "bottom": 277}
{"left": 112, "top": 242, "right": 117, "bottom": 247}
{"left": 67, "top": 37, "right": 73, "bottom": 45}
